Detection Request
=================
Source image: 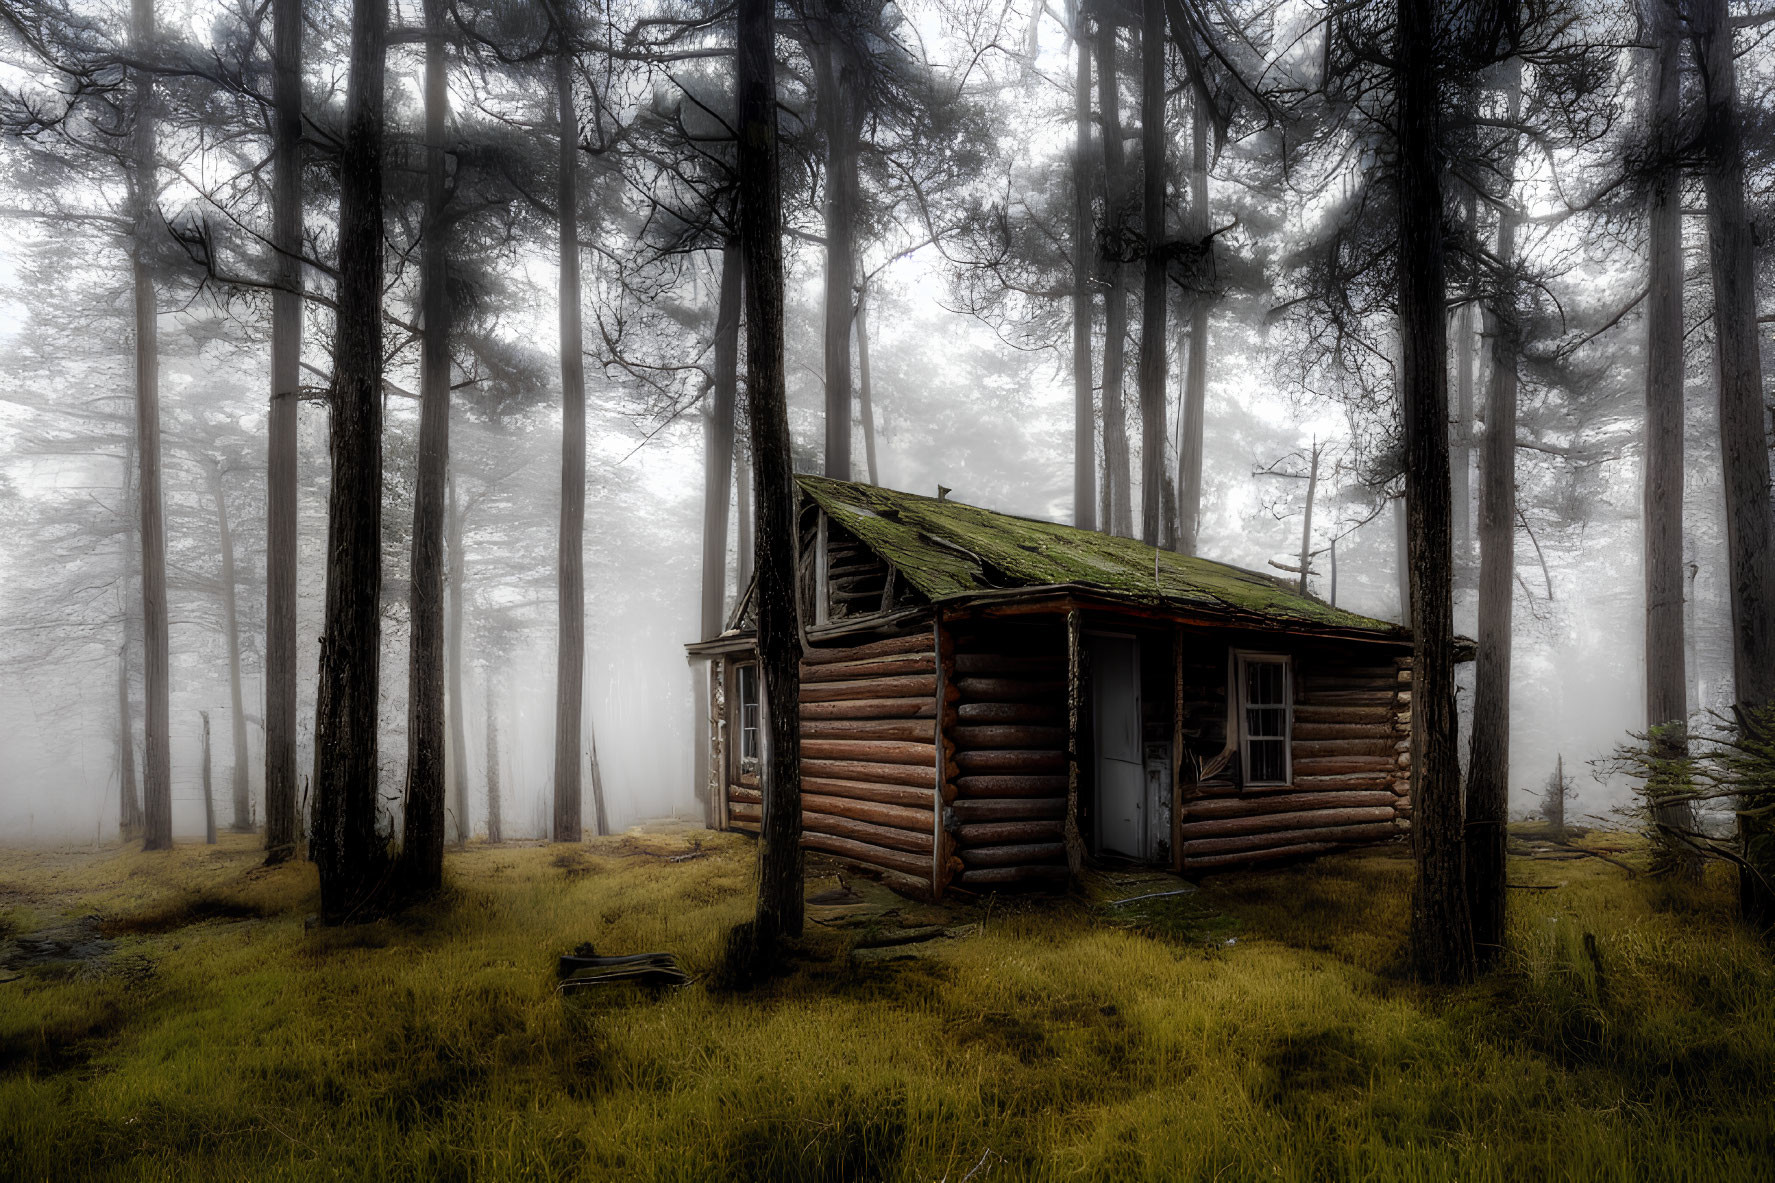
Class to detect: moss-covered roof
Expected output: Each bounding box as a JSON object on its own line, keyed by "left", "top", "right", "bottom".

{"left": 798, "top": 476, "right": 1406, "bottom": 638}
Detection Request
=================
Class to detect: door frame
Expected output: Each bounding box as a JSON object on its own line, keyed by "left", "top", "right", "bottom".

{"left": 1085, "top": 629, "right": 1143, "bottom": 859}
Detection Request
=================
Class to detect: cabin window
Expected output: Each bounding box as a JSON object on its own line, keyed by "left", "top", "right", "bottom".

{"left": 736, "top": 663, "right": 761, "bottom": 769}
{"left": 1236, "top": 653, "right": 1291, "bottom": 785}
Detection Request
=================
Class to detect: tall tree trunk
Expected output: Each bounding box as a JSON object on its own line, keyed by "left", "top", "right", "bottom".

{"left": 1395, "top": 493, "right": 1410, "bottom": 623}
{"left": 1136, "top": 0, "right": 1166, "bottom": 548}
{"left": 551, "top": 6, "right": 586, "bottom": 844}
{"left": 400, "top": 0, "right": 452, "bottom": 890}
{"left": 201, "top": 711, "right": 216, "bottom": 845}
{"left": 737, "top": 0, "right": 804, "bottom": 946}
{"left": 587, "top": 707, "right": 609, "bottom": 835}
{"left": 1451, "top": 192, "right": 1476, "bottom": 586}
{"left": 1466, "top": 59, "right": 1521, "bottom": 969}
{"left": 737, "top": 435, "right": 754, "bottom": 592}
{"left": 264, "top": 0, "right": 303, "bottom": 864}
{"left": 698, "top": 241, "right": 741, "bottom": 826}
{"left": 1644, "top": 0, "right": 1697, "bottom": 879}
{"left": 205, "top": 462, "right": 252, "bottom": 832}
{"left": 1692, "top": 0, "right": 1775, "bottom": 924}
{"left": 1072, "top": 11, "right": 1095, "bottom": 531}
{"left": 856, "top": 291, "right": 879, "bottom": 485}
{"left": 131, "top": 0, "right": 171, "bottom": 852}
{"left": 1097, "top": 18, "right": 1133, "bottom": 537}
{"left": 447, "top": 476, "right": 469, "bottom": 843}
{"left": 311, "top": 0, "right": 389, "bottom": 923}
{"left": 1397, "top": 0, "right": 1474, "bottom": 984}
{"left": 1297, "top": 443, "right": 1320, "bottom": 596}
{"left": 817, "top": 22, "right": 857, "bottom": 482}
{"left": 117, "top": 642, "right": 141, "bottom": 837}
{"left": 485, "top": 676, "right": 502, "bottom": 843}
{"left": 1177, "top": 99, "right": 1208, "bottom": 555}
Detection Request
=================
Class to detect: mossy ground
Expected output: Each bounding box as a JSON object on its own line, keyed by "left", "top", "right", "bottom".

{"left": 1, "top": 827, "right": 1770, "bottom": 1181}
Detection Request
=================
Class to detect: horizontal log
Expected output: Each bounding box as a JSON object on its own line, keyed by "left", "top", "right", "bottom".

{"left": 804, "top": 793, "right": 934, "bottom": 833}
{"left": 1299, "top": 675, "right": 1398, "bottom": 692}
{"left": 728, "top": 820, "right": 760, "bottom": 835}
{"left": 876, "top": 867, "right": 936, "bottom": 902}
{"left": 802, "top": 758, "right": 938, "bottom": 789}
{"left": 802, "top": 777, "right": 934, "bottom": 809}
{"left": 954, "top": 774, "right": 1071, "bottom": 798}
{"left": 801, "top": 674, "right": 937, "bottom": 703}
{"left": 730, "top": 802, "right": 761, "bottom": 823}
{"left": 800, "top": 831, "right": 933, "bottom": 878}
{"left": 801, "top": 653, "right": 935, "bottom": 683}
{"left": 1293, "top": 773, "right": 1401, "bottom": 792}
{"left": 729, "top": 785, "right": 762, "bottom": 805}
{"left": 800, "top": 718, "right": 935, "bottom": 742}
{"left": 800, "top": 738, "right": 937, "bottom": 767}
{"left": 950, "top": 796, "right": 1068, "bottom": 822}
{"left": 1291, "top": 739, "right": 1399, "bottom": 759}
{"left": 956, "top": 864, "right": 1070, "bottom": 887}
{"left": 800, "top": 698, "right": 937, "bottom": 721}
{"left": 958, "top": 842, "right": 1068, "bottom": 868}
{"left": 955, "top": 702, "right": 1065, "bottom": 725}
{"left": 954, "top": 749, "right": 1067, "bottom": 775}
{"left": 738, "top": 771, "right": 760, "bottom": 788}
{"left": 1184, "top": 842, "right": 1336, "bottom": 871}
{"left": 1291, "top": 756, "right": 1397, "bottom": 777}
{"left": 954, "top": 677, "right": 1066, "bottom": 703}
{"left": 950, "top": 725, "right": 1067, "bottom": 750}
{"left": 1179, "top": 790, "right": 1399, "bottom": 820}
{"left": 1177, "top": 805, "right": 1398, "bottom": 841}
{"left": 1291, "top": 723, "right": 1396, "bottom": 741}
{"left": 954, "top": 818, "right": 1065, "bottom": 845}
{"left": 1181, "top": 821, "right": 1398, "bottom": 858}
{"left": 1292, "top": 705, "right": 1392, "bottom": 724}
{"left": 1296, "top": 690, "right": 1395, "bottom": 707}
{"left": 952, "top": 653, "right": 1066, "bottom": 676}
{"left": 802, "top": 633, "right": 932, "bottom": 665}
{"left": 802, "top": 811, "right": 933, "bottom": 855}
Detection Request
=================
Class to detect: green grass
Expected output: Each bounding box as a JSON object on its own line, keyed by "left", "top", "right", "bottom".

{"left": 1, "top": 828, "right": 1770, "bottom": 1181}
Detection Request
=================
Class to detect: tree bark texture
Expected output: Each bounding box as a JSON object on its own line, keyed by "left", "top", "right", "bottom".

{"left": 264, "top": 0, "right": 303, "bottom": 863}
{"left": 1396, "top": 0, "right": 1474, "bottom": 984}
{"left": 1452, "top": 195, "right": 1476, "bottom": 585}
{"left": 201, "top": 711, "right": 216, "bottom": 845}
{"left": 205, "top": 462, "right": 251, "bottom": 832}
{"left": 1643, "top": 0, "right": 1698, "bottom": 878}
{"left": 1137, "top": 0, "right": 1167, "bottom": 548}
{"left": 703, "top": 240, "right": 741, "bottom": 641}
{"left": 1297, "top": 444, "right": 1320, "bottom": 596}
{"left": 738, "top": 0, "right": 804, "bottom": 943}
{"left": 311, "top": 0, "right": 389, "bottom": 922}
{"left": 552, "top": 8, "right": 586, "bottom": 843}
{"left": 856, "top": 291, "right": 879, "bottom": 485}
{"left": 447, "top": 477, "right": 469, "bottom": 843}
{"left": 400, "top": 0, "right": 452, "bottom": 890}
{"left": 817, "top": 14, "right": 859, "bottom": 482}
{"left": 1177, "top": 99, "right": 1208, "bottom": 556}
{"left": 1691, "top": 0, "right": 1775, "bottom": 924}
{"left": 737, "top": 435, "right": 754, "bottom": 591}
{"left": 1097, "top": 19, "right": 1133, "bottom": 538}
{"left": 1072, "top": 13, "right": 1096, "bottom": 531}
{"left": 1466, "top": 58, "right": 1520, "bottom": 969}
{"left": 117, "top": 642, "right": 141, "bottom": 837}
{"left": 485, "top": 677, "right": 502, "bottom": 843}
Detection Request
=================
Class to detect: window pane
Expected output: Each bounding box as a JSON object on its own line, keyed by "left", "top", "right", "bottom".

{"left": 1249, "top": 738, "right": 1287, "bottom": 783}
{"left": 1247, "top": 706, "right": 1286, "bottom": 739}
{"left": 1246, "top": 661, "right": 1284, "bottom": 706}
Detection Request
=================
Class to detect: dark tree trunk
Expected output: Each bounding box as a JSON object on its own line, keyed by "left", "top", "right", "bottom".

{"left": 587, "top": 708, "right": 609, "bottom": 836}
{"left": 1177, "top": 99, "right": 1208, "bottom": 556}
{"left": 1396, "top": 0, "right": 1474, "bottom": 984}
{"left": 1692, "top": 0, "right": 1775, "bottom": 924}
{"left": 1072, "top": 12, "right": 1095, "bottom": 531}
{"left": 264, "top": 0, "right": 303, "bottom": 864}
{"left": 400, "top": 0, "right": 453, "bottom": 890}
{"left": 1451, "top": 196, "right": 1476, "bottom": 586}
{"left": 447, "top": 477, "right": 469, "bottom": 843}
{"left": 736, "top": 435, "right": 754, "bottom": 591}
{"left": 485, "top": 677, "right": 502, "bottom": 844}
{"left": 551, "top": 7, "right": 586, "bottom": 843}
{"left": 311, "top": 0, "right": 389, "bottom": 923}
{"left": 1643, "top": 0, "right": 1697, "bottom": 879}
{"left": 1465, "top": 61, "right": 1520, "bottom": 970}
{"left": 817, "top": 22, "right": 858, "bottom": 482}
{"left": 1136, "top": 0, "right": 1166, "bottom": 548}
{"left": 117, "top": 642, "right": 141, "bottom": 837}
{"left": 856, "top": 291, "right": 878, "bottom": 485}
{"left": 697, "top": 241, "right": 741, "bottom": 826}
{"left": 204, "top": 462, "right": 252, "bottom": 832}
{"left": 201, "top": 712, "right": 216, "bottom": 845}
{"left": 737, "top": 0, "right": 804, "bottom": 944}
{"left": 1096, "top": 17, "right": 1133, "bottom": 538}
{"left": 131, "top": 0, "right": 172, "bottom": 853}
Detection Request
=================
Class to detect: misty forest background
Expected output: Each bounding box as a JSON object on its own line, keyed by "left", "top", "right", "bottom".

{"left": 0, "top": 0, "right": 1751, "bottom": 855}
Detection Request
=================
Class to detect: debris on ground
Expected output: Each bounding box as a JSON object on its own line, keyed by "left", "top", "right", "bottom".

{"left": 556, "top": 943, "right": 689, "bottom": 992}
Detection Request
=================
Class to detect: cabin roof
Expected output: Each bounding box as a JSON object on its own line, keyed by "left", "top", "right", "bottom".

{"left": 798, "top": 476, "right": 1408, "bottom": 639}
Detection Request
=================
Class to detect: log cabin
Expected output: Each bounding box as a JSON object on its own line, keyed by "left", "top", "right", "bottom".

{"left": 687, "top": 476, "right": 1470, "bottom": 901}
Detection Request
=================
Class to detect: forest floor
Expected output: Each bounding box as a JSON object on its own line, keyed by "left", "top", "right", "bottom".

{"left": 1, "top": 824, "right": 1771, "bottom": 1182}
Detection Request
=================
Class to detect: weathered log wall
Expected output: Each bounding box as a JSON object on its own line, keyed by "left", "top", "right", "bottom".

{"left": 723, "top": 629, "right": 944, "bottom": 898}
{"left": 1177, "top": 648, "right": 1411, "bottom": 872}
{"left": 943, "top": 621, "right": 1071, "bottom": 890}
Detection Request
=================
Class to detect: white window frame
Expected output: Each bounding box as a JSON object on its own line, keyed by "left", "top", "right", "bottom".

{"left": 734, "top": 661, "right": 762, "bottom": 773}
{"left": 1234, "top": 651, "right": 1293, "bottom": 786}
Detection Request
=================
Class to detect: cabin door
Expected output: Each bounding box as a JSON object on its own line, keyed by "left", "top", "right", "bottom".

{"left": 1089, "top": 633, "right": 1144, "bottom": 858}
